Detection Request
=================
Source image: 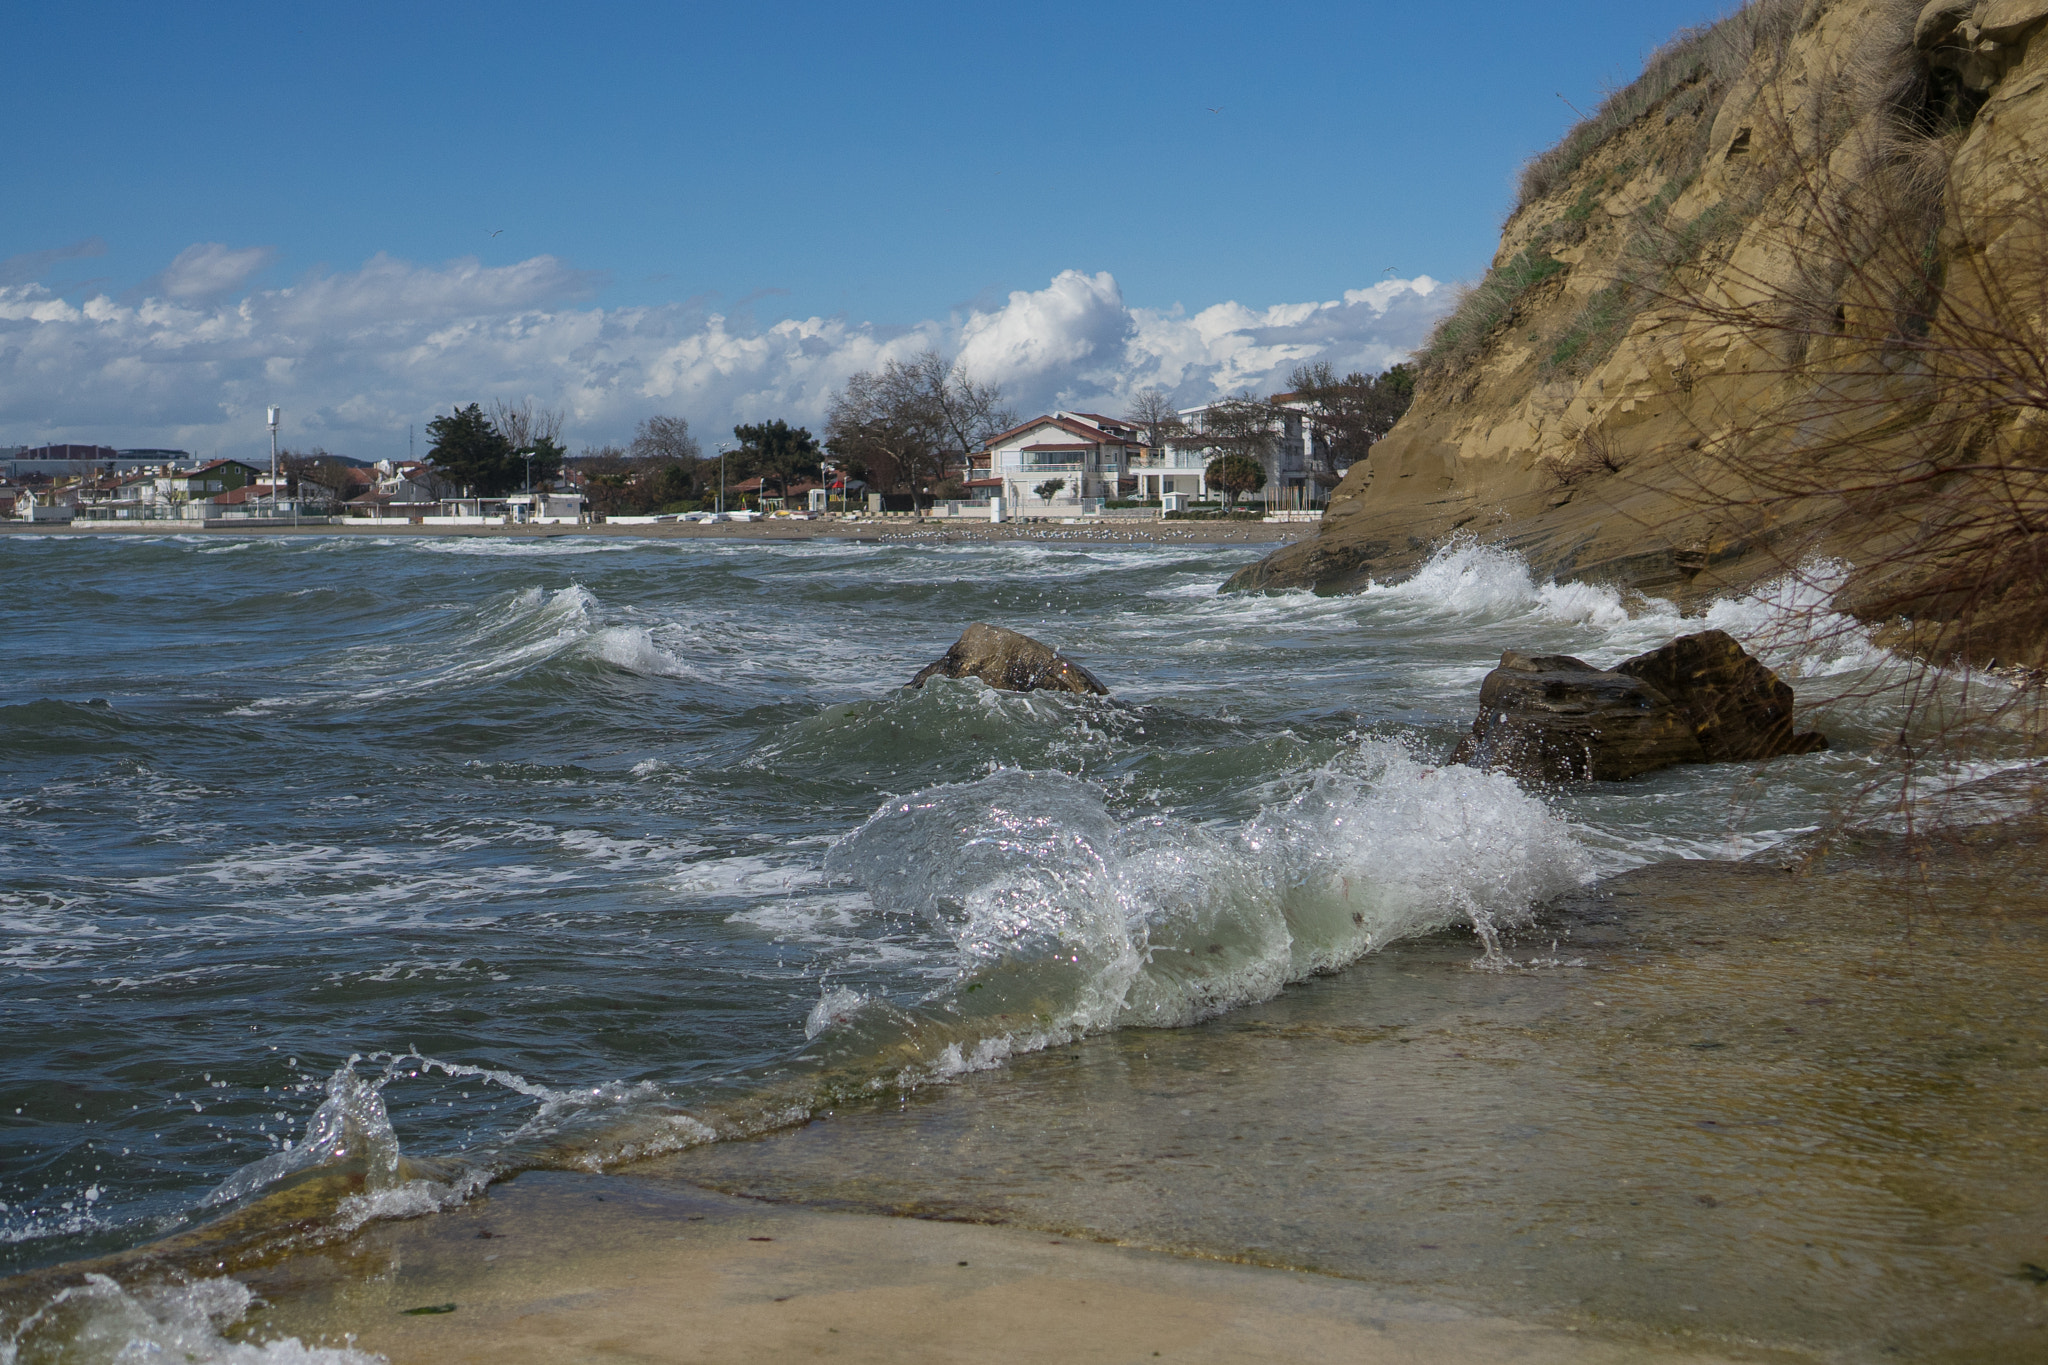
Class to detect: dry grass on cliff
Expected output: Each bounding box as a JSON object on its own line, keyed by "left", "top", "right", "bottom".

{"left": 1516, "top": 0, "right": 1813, "bottom": 210}
{"left": 1420, "top": 0, "right": 1819, "bottom": 382}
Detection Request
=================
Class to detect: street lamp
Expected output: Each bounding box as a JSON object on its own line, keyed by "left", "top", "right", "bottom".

{"left": 266, "top": 406, "right": 281, "bottom": 516}
{"left": 715, "top": 440, "right": 735, "bottom": 515}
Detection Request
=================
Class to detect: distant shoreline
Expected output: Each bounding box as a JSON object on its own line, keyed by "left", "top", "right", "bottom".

{"left": 0, "top": 518, "right": 1313, "bottom": 547}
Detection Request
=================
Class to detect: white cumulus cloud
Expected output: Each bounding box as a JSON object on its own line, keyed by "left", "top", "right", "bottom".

{"left": 0, "top": 245, "right": 1446, "bottom": 460}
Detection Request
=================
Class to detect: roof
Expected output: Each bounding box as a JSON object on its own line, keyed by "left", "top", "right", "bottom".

{"left": 210, "top": 483, "right": 290, "bottom": 505}
{"left": 983, "top": 413, "right": 1138, "bottom": 450}
{"left": 186, "top": 458, "right": 264, "bottom": 476}
{"left": 1068, "top": 412, "right": 1140, "bottom": 433}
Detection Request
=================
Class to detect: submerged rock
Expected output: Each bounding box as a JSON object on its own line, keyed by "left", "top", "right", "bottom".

{"left": 1450, "top": 629, "right": 1826, "bottom": 782}
{"left": 908, "top": 622, "right": 1110, "bottom": 696}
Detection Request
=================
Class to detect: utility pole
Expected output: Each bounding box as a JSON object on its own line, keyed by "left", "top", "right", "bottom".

{"left": 267, "top": 406, "right": 281, "bottom": 517}
{"left": 716, "top": 440, "right": 734, "bottom": 515}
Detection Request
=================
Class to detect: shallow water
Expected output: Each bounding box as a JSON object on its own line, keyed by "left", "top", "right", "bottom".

{"left": 0, "top": 530, "right": 2036, "bottom": 1357}
{"left": 657, "top": 833, "right": 2048, "bottom": 1361}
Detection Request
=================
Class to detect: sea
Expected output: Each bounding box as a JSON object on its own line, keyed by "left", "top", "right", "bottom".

{"left": 0, "top": 529, "right": 2035, "bottom": 1360}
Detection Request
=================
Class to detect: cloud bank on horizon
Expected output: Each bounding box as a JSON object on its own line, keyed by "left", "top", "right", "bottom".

{"left": 0, "top": 245, "right": 1448, "bottom": 459}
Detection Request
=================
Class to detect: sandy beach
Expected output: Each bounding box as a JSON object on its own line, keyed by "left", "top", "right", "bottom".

{"left": 238, "top": 1175, "right": 1756, "bottom": 1365}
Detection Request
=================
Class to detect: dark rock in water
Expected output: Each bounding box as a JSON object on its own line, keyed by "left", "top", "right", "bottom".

{"left": 1448, "top": 651, "right": 1705, "bottom": 782}
{"left": 1450, "top": 629, "right": 1826, "bottom": 782}
{"left": 909, "top": 622, "right": 1110, "bottom": 696}
{"left": 1612, "top": 629, "right": 1827, "bottom": 763}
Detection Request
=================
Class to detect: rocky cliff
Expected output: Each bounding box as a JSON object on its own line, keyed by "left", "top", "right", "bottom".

{"left": 1228, "top": 0, "right": 2048, "bottom": 670}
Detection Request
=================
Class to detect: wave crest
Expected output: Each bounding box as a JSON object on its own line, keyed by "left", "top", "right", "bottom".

{"left": 821, "top": 741, "right": 1589, "bottom": 1045}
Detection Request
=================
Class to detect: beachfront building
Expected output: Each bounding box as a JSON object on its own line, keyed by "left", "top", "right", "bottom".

{"left": 160, "top": 458, "right": 265, "bottom": 499}
{"left": 982, "top": 412, "right": 1144, "bottom": 513}
{"left": 1168, "top": 399, "right": 1333, "bottom": 510}
{"left": 14, "top": 485, "right": 79, "bottom": 522}
{"left": 504, "top": 491, "right": 586, "bottom": 524}
{"left": 1130, "top": 432, "right": 1211, "bottom": 503}
{"left": 346, "top": 463, "right": 452, "bottom": 517}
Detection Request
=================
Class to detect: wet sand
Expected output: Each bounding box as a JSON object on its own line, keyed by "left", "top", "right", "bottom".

{"left": 238, "top": 1175, "right": 1756, "bottom": 1364}
{"left": 0, "top": 517, "right": 1313, "bottom": 548}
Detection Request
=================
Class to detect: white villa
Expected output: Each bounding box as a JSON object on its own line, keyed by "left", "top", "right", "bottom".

{"left": 1168, "top": 400, "right": 1332, "bottom": 510}
{"left": 983, "top": 412, "right": 1145, "bottom": 512}
{"left": 969, "top": 399, "right": 1343, "bottom": 513}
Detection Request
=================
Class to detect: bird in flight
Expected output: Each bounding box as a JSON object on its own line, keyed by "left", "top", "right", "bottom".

{"left": 1206, "top": 106, "right": 1223, "bottom": 113}
{"left": 488, "top": 229, "right": 503, "bottom": 237}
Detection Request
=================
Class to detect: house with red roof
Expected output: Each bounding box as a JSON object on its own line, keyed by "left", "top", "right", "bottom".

{"left": 981, "top": 412, "right": 1144, "bottom": 512}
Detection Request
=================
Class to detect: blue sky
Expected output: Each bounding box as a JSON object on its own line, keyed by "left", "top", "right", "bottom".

{"left": 4, "top": 0, "right": 1735, "bottom": 458}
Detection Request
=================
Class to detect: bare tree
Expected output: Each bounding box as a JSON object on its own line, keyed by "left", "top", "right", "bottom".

{"left": 629, "top": 415, "right": 702, "bottom": 464}
{"left": 490, "top": 399, "right": 564, "bottom": 454}
{"left": 1124, "top": 387, "right": 1186, "bottom": 451}
{"left": 826, "top": 350, "right": 1012, "bottom": 506}
{"left": 1187, "top": 393, "right": 1278, "bottom": 462}
{"left": 1283, "top": 361, "right": 1416, "bottom": 472}
{"left": 908, "top": 350, "right": 1017, "bottom": 460}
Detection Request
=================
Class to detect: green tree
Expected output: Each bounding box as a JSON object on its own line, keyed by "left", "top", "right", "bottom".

{"left": 525, "top": 435, "right": 567, "bottom": 488}
{"left": 427, "top": 403, "right": 519, "bottom": 495}
{"left": 732, "top": 419, "right": 821, "bottom": 500}
{"left": 1033, "top": 477, "right": 1067, "bottom": 505}
{"left": 1204, "top": 453, "right": 1267, "bottom": 509}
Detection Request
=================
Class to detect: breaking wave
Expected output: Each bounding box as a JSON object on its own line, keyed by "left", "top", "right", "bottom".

{"left": 817, "top": 741, "right": 1590, "bottom": 1051}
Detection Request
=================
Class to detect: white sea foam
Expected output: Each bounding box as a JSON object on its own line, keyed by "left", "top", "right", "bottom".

{"left": 1360, "top": 541, "right": 1893, "bottom": 682}
{"left": 1363, "top": 539, "right": 1633, "bottom": 627}
{"left": 0, "top": 1274, "right": 382, "bottom": 1364}
{"left": 408, "top": 536, "right": 636, "bottom": 556}
{"left": 671, "top": 855, "right": 824, "bottom": 898}
{"left": 816, "top": 741, "right": 1589, "bottom": 1053}
{"left": 584, "top": 625, "right": 702, "bottom": 679}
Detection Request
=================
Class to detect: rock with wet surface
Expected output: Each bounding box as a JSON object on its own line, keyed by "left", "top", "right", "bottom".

{"left": 1612, "top": 630, "right": 1828, "bottom": 763}
{"left": 1450, "top": 630, "right": 1825, "bottom": 782}
{"left": 908, "top": 622, "right": 1110, "bottom": 696}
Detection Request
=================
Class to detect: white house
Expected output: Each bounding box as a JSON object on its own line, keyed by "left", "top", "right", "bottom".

{"left": 1167, "top": 399, "right": 1332, "bottom": 509}
{"left": 14, "top": 485, "right": 77, "bottom": 522}
{"left": 982, "top": 412, "right": 1143, "bottom": 512}
{"left": 505, "top": 491, "right": 586, "bottom": 525}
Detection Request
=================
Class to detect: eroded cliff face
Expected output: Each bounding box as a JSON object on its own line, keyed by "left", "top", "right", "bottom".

{"left": 1228, "top": 0, "right": 2048, "bottom": 666}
